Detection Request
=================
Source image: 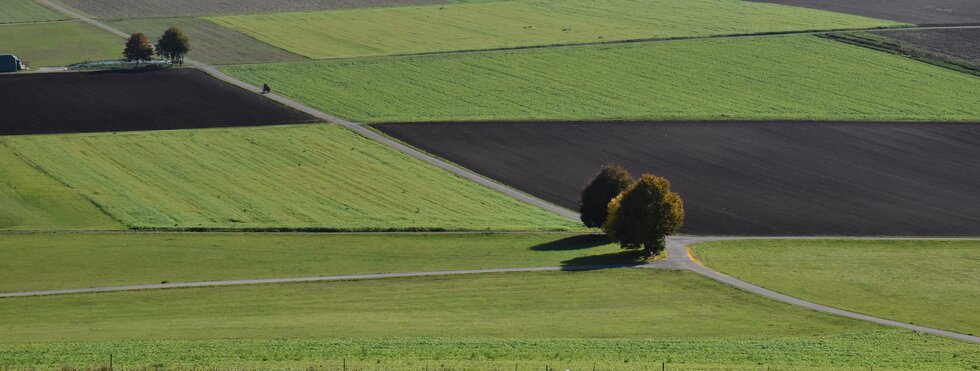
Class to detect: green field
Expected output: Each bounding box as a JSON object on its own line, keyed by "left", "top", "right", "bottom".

{"left": 0, "top": 0, "right": 67, "bottom": 24}
{"left": 0, "top": 21, "right": 120, "bottom": 67}
{"left": 108, "top": 17, "right": 306, "bottom": 64}
{"left": 2, "top": 125, "right": 579, "bottom": 231}
{"left": 209, "top": 0, "right": 901, "bottom": 59}
{"left": 222, "top": 35, "right": 980, "bottom": 123}
{"left": 692, "top": 239, "right": 980, "bottom": 335}
{"left": 0, "top": 145, "right": 122, "bottom": 230}
{"left": 0, "top": 270, "right": 876, "bottom": 341}
{"left": 3, "top": 331, "right": 976, "bottom": 370}
{"left": 0, "top": 232, "right": 627, "bottom": 292}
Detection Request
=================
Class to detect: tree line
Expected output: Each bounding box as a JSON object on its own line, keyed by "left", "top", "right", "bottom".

{"left": 580, "top": 165, "right": 684, "bottom": 258}
{"left": 123, "top": 27, "right": 191, "bottom": 65}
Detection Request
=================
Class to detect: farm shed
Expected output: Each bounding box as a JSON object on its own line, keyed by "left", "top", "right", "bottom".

{"left": 0, "top": 54, "right": 24, "bottom": 72}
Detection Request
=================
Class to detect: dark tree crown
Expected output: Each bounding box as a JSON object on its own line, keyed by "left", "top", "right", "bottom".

{"left": 156, "top": 27, "right": 191, "bottom": 64}
{"left": 603, "top": 173, "right": 684, "bottom": 256}
{"left": 123, "top": 33, "right": 154, "bottom": 63}
{"left": 579, "top": 165, "right": 634, "bottom": 228}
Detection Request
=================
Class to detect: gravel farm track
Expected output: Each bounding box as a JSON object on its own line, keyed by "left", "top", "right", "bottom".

{"left": 0, "top": 69, "right": 315, "bottom": 135}
{"left": 750, "top": 0, "right": 980, "bottom": 25}
{"left": 376, "top": 121, "right": 980, "bottom": 236}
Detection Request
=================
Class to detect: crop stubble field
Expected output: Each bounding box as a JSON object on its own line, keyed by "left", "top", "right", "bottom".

{"left": 0, "top": 69, "right": 315, "bottom": 134}
{"left": 209, "top": 0, "right": 900, "bottom": 59}
{"left": 692, "top": 239, "right": 980, "bottom": 335}
{"left": 54, "top": 0, "right": 453, "bottom": 18}
{"left": 224, "top": 35, "right": 980, "bottom": 123}
{"left": 376, "top": 121, "right": 980, "bottom": 236}
{"left": 2, "top": 124, "right": 579, "bottom": 231}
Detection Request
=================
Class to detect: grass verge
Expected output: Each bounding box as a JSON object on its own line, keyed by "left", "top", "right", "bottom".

{"left": 2, "top": 331, "right": 976, "bottom": 370}
{"left": 691, "top": 239, "right": 980, "bottom": 335}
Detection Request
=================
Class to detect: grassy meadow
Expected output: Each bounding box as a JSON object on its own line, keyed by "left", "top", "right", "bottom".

{"left": 3, "top": 331, "right": 976, "bottom": 370}
{"left": 0, "top": 146, "right": 122, "bottom": 230}
{"left": 208, "top": 0, "right": 902, "bottom": 59}
{"left": 0, "top": 270, "right": 877, "bottom": 341}
{"left": 108, "top": 17, "right": 307, "bottom": 64}
{"left": 692, "top": 239, "right": 980, "bottom": 335}
{"left": 0, "top": 21, "right": 121, "bottom": 67}
{"left": 1, "top": 125, "right": 579, "bottom": 231}
{"left": 222, "top": 35, "right": 980, "bottom": 123}
{"left": 0, "top": 0, "right": 67, "bottom": 24}
{"left": 0, "top": 233, "right": 627, "bottom": 292}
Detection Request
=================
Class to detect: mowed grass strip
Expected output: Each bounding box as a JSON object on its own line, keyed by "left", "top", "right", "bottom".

{"left": 0, "top": 270, "right": 877, "bottom": 342}
{"left": 108, "top": 17, "right": 306, "bottom": 64}
{"left": 0, "top": 0, "right": 68, "bottom": 24}
{"left": 0, "top": 21, "right": 120, "bottom": 67}
{"left": 209, "top": 0, "right": 901, "bottom": 59}
{"left": 0, "top": 146, "right": 122, "bottom": 231}
{"left": 0, "top": 233, "right": 626, "bottom": 292}
{"left": 2, "top": 125, "right": 579, "bottom": 231}
{"left": 222, "top": 35, "right": 980, "bottom": 123}
{"left": 691, "top": 240, "right": 980, "bottom": 335}
{"left": 3, "top": 331, "right": 977, "bottom": 370}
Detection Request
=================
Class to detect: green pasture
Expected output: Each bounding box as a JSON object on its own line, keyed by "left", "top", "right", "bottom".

{"left": 0, "top": 232, "right": 626, "bottom": 292}
{"left": 108, "top": 17, "right": 306, "bottom": 64}
{"left": 0, "top": 0, "right": 67, "bottom": 24}
{"left": 3, "top": 331, "right": 976, "bottom": 370}
{"left": 692, "top": 239, "right": 980, "bottom": 335}
{"left": 209, "top": 0, "right": 901, "bottom": 59}
{"left": 0, "top": 270, "right": 876, "bottom": 342}
{"left": 222, "top": 35, "right": 980, "bottom": 123}
{"left": 0, "top": 21, "right": 120, "bottom": 67}
{"left": 1, "top": 125, "right": 579, "bottom": 231}
{"left": 0, "top": 146, "right": 122, "bottom": 230}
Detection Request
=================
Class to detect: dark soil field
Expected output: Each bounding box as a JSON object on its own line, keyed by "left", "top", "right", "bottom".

{"left": 875, "top": 28, "right": 980, "bottom": 63}
{"left": 59, "top": 0, "right": 450, "bottom": 18}
{"left": 376, "top": 121, "right": 980, "bottom": 236}
{"left": 0, "top": 69, "right": 314, "bottom": 135}
{"left": 749, "top": 0, "right": 980, "bottom": 25}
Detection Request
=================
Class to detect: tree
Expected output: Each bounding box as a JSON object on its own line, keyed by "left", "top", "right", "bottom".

{"left": 603, "top": 174, "right": 684, "bottom": 257}
{"left": 156, "top": 27, "right": 191, "bottom": 65}
{"left": 123, "top": 33, "right": 154, "bottom": 63}
{"left": 579, "top": 165, "right": 633, "bottom": 228}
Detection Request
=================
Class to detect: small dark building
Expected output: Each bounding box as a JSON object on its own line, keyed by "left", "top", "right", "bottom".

{"left": 0, "top": 54, "right": 25, "bottom": 73}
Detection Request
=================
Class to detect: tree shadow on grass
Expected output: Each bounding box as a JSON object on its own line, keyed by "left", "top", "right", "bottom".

{"left": 560, "top": 250, "right": 647, "bottom": 271}
{"left": 530, "top": 234, "right": 611, "bottom": 251}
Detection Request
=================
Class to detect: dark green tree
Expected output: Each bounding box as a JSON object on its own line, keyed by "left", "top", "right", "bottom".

{"left": 123, "top": 33, "right": 154, "bottom": 63}
{"left": 579, "top": 165, "right": 634, "bottom": 228}
{"left": 603, "top": 174, "right": 684, "bottom": 257}
{"left": 156, "top": 27, "right": 191, "bottom": 65}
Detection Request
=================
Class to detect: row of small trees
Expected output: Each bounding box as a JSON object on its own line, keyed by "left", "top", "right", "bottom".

{"left": 123, "top": 28, "right": 191, "bottom": 65}
{"left": 579, "top": 166, "right": 684, "bottom": 257}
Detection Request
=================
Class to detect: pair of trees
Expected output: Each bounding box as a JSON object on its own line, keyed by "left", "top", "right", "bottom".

{"left": 579, "top": 165, "right": 684, "bottom": 257}
{"left": 124, "top": 28, "right": 191, "bottom": 64}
